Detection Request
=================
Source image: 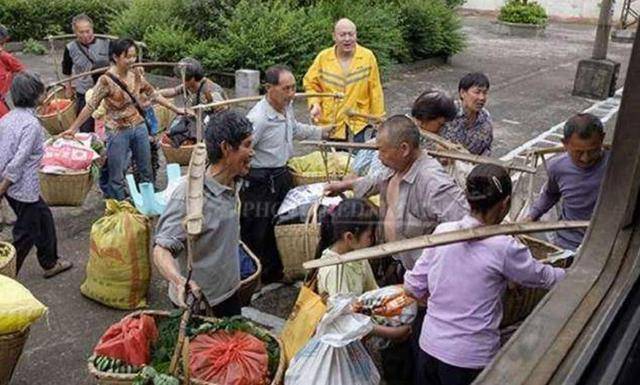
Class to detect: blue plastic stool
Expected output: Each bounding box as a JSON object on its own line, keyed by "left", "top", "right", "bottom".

{"left": 127, "top": 163, "right": 182, "bottom": 216}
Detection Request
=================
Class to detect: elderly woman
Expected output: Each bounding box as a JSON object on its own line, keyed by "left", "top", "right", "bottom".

{"left": 352, "top": 88, "right": 458, "bottom": 179}
{"left": 64, "top": 38, "right": 187, "bottom": 200}
{"left": 0, "top": 72, "right": 72, "bottom": 277}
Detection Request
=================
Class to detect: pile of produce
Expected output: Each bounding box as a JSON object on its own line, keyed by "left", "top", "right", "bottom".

{"left": 38, "top": 99, "right": 72, "bottom": 116}
{"left": 90, "top": 311, "right": 280, "bottom": 385}
{"left": 287, "top": 151, "right": 353, "bottom": 179}
{"left": 0, "top": 243, "right": 13, "bottom": 262}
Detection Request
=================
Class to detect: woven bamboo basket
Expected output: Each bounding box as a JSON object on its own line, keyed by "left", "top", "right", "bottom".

{"left": 161, "top": 141, "right": 195, "bottom": 167}
{"left": 501, "top": 235, "right": 566, "bottom": 328}
{"left": 0, "top": 327, "right": 30, "bottom": 385}
{"left": 88, "top": 310, "right": 285, "bottom": 385}
{"left": 0, "top": 242, "right": 16, "bottom": 279}
{"left": 238, "top": 242, "right": 262, "bottom": 307}
{"left": 39, "top": 170, "right": 92, "bottom": 206}
{"left": 36, "top": 93, "right": 77, "bottom": 136}
{"left": 275, "top": 202, "right": 321, "bottom": 282}
{"left": 153, "top": 101, "right": 177, "bottom": 134}
{"left": 291, "top": 171, "right": 345, "bottom": 187}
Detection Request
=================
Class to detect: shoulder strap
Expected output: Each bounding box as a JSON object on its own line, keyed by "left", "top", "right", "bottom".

{"left": 195, "top": 79, "right": 206, "bottom": 105}
{"left": 74, "top": 41, "right": 96, "bottom": 64}
{"left": 105, "top": 72, "right": 151, "bottom": 133}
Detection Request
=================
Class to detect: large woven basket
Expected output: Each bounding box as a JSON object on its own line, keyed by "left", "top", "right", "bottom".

{"left": 39, "top": 170, "right": 92, "bottom": 206}
{"left": 501, "top": 236, "right": 566, "bottom": 327}
{"left": 238, "top": 242, "right": 262, "bottom": 307}
{"left": 161, "top": 141, "right": 195, "bottom": 167}
{"left": 0, "top": 327, "right": 30, "bottom": 385}
{"left": 36, "top": 93, "right": 77, "bottom": 136}
{"left": 275, "top": 202, "right": 321, "bottom": 282}
{"left": 88, "top": 310, "right": 285, "bottom": 385}
{"left": 291, "top": 171, "right": 345, "bottom": 187}
{"left": 0, "top": 242, "right": 16, "bottom": 279}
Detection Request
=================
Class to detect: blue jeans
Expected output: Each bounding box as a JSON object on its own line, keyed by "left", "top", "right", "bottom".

{"left": 99, "top": 124, "right": 152, "bottom": 200}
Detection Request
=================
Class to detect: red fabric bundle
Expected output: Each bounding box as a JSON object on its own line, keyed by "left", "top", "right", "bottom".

{"left": 40, "top": 99, "right": 72, "bottom": 116}
{"left": 189, "top": 330, "right": 269, "bottom": 385}
{"left": 94, "top": 314, "right": 158, "bottom": 366}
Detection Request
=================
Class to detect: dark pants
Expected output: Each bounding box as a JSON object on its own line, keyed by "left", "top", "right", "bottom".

{"left": 381, "top": 305, "right": 425, "bottom": 385}
{"left": 76, "top": 92, "right": 95, "bottom": 133}
{"left": 416, "top": 350, "right": 482, "bottom": 385}
{"left": 6, "top": 196, "right": 59, "bottom": 273}
{"left": 240, "top": 167, "right": 293, "bottom": 282}
{"left": 211, "top": 292, "right": 242, "bottom": 318}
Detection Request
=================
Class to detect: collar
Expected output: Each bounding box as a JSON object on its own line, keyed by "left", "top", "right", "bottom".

{"left": 76, "top": 38, "right": 96, "bottom": 47}
{"left": 204, "top": 175, "right": 234, "bottom": 197}
{"left": 329, "top": 44, "right": 365, "bottom": 62}
{"left": 383, "top": 152, "right": 427, "bottom": 185}
{"left": 462, "top": 214, "right": 483, "bottom": 228}
{"left": 262, "top": 97, "right": 289, "bottom": 121}
{"left": 457, "top": 101, "right": 488, "bottom": 125}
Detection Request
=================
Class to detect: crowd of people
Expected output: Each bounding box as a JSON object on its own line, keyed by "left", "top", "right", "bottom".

{"left": 0, "top": 13, "right": 611, "bottom": 385}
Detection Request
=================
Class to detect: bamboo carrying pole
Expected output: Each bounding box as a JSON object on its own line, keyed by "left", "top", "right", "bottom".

{"left": 303, "top": 220, "right": 590, "bottom": 269}
{"left": 46, "top": 62, "right": 189, "bottom": 89}
{"left": 299, "top": 140, "right": 537, "bottom": 174}
{"left": 522, "top": 143, "right": 613, "bottom": 156}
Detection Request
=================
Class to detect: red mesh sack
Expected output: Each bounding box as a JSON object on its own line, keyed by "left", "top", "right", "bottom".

{"left": 189, "top": 330, "right": 269, "bottom": 385}
{"left": 94, "top": 314, "right": 158, "bottom": 366}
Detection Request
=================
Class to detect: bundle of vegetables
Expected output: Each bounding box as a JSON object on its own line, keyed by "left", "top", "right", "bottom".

{"left": 0, "top": 243, "right": 12, "bottom": 261}
{"left": 38, "top": 99, "right": 72, "bottom": 116}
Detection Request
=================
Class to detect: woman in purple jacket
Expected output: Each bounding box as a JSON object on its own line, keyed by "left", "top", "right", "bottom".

{"left": 404, "top": 164, "right": 566, "bottom": 385}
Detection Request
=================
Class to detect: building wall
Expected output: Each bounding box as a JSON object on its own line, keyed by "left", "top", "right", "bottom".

{"left": 463, "top": 0, "right": 625, "bottom": 22}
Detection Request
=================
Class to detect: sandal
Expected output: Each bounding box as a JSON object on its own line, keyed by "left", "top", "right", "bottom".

{"left": 43, "top": 259, "right": 73, "bottom": 279}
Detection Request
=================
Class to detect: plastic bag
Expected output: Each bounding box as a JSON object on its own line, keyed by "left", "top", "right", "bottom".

{"left": 189, "top": 330, "right": 269, "bottom": 385}
{"left": 94, "top": 314, "right": 158, "bottom": 366}
{"left": 354, "top": 285, "right": 418, "bottom": 327}
{"left": 41, "top": 135, "right": 100, "bottom": 172}
{"left": 280, "top": 285, "right": 327, "bottom": 364}
{"left": 81, "top": 200, "right": 151, "bottom": 309}
{"left": 285, "top": 295, "right": 379, "bottom": 385}
{"left": 239, "top": 244, "right": 257, "bottom": 280}
{"left": 0, "top": 275, "right": 47, "bottom": 334}
{"left": 287, "top": 151, "right": 353, "bottom": 177}
{"left": 276, "top": 183, "right": 342, "bottom": 218}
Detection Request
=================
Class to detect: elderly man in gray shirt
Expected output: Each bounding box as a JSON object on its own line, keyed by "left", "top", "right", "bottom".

{"left": 241, "top": 64, "right": 329, "bottom": 283}
{"left": 326, "top": 115, "right": 469, "bottom": 271}
{"left": 154, "top": 110, "right": 254, "bottom": 316}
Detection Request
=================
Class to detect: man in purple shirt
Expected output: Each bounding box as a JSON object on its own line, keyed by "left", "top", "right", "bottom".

{"left": 0, "top": 72, "right": 72, "bottom": 277}
{"left": 526, "top": 113, "right": 609, "bottom": 250}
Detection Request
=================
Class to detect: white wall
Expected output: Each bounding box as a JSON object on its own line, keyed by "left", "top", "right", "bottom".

{"left": 463, "top": 0, "right": 625, "bottom": 21}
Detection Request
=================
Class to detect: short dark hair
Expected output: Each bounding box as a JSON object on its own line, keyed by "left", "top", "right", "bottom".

{"left": 465, "top": 163, "right": 512, "bottom": 213}
{"left": 264, "top": 65, "right": 292, "bottom": 86}
{"left": 411, "top": 89, "right": 457, "bottom": 122}
{"left": 458, "top": 72, "right": 490, "bottom": 92}
{"left": 175, "top": 57, "right": 204, "bottom": 81}
{"left": 563, "top": 113, "right": 604, "bottom": 141}
{"left": 204, "top": 110, "right": 253, "bottom": 164}
{"left": 71, "top": 13, "right": 93, "bottom": 29}
{"left": 379, "top": 115, "right": 421, "bottom": 149}
{"left": 11, "top": 71, "right": 45, "bottom": 108}
{"left": 109, "top": 38, "right": 137, "bottom": 63}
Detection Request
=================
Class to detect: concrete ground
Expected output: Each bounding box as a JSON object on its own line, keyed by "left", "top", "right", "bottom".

{"left": 4, "top": 15, "right": 633, "bottom": 385}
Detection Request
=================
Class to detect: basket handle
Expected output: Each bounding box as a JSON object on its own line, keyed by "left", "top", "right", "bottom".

{"left": 303, "top": 199, "right": 322, "bottom": 260}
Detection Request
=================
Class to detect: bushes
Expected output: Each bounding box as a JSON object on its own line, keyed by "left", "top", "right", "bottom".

{"left": 498, "top": 0, "right": 548, "bottom": 26}
{"left": 0, "top": 0, "right": 127, "bottom": 41}
{"left": 398, "top": 0, "right": 465, "bottom": 60}
{"left": 143, "top": 25, "right": 195, "bottom": 63}
{"left": 109, "top": 0, "right": 189, "bottom": 41}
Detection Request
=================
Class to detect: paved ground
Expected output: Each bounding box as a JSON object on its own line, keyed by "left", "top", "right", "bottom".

{"left": 4, "top": 15, "right": 633, "bottom": 385}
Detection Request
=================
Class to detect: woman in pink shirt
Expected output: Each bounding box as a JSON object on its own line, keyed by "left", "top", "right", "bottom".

{"left": 404, "top": 164, "right": 566, "bottom": 385}
{"left": 0, "top": 25, "right": 25, "bottom": 118}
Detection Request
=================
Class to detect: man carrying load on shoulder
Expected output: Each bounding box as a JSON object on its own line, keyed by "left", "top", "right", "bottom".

{"left": 242, "top": 65, "right": 331, "bottom": 284}
{"left": 304, "top": 18, "right": 385, "bottom": 143}
{"left": 153, "top": 110, "right": 254, "bottom": 317}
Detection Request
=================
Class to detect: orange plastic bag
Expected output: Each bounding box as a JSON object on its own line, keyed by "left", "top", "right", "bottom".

{"left": 94, "top": 314, "right": 158, "bottom": 366}
{"left": 189, "top": 330, "right": 269, "bottom": 385}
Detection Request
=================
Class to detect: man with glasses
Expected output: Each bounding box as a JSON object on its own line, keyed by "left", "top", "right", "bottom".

{"left": 526, "top": 113, "right": 609, "bottom": 250}
{"left": 303, "top": 18, "right": 384, "bottom": 143}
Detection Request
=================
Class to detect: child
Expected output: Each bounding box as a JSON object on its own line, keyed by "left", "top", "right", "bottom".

{"left": 316, "top": 198, "right": 379, "bottom": 297}
{"left": 404, "top": 164, "right": 566, "bottom": 385}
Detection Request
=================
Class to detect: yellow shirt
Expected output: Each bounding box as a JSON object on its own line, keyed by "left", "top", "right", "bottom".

{"left": 317, "top": 248, "right": 379, "bottom": 297}
{"left": 303, "top": 44, "right": 385, "bottom": 139}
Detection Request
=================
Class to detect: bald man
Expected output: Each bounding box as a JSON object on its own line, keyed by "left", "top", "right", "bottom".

{"left": 303, "top": 18, "right": 385, "bottom": 142}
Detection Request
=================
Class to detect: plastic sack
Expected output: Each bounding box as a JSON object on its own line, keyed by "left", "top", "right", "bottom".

{"left": 354, "top": 285, "right": 418, "bottom": 327}
{"left": 94, "top": 314, "right": 158, "bottom": 366}
{"left": 189, "top": 330, "right": 269, "bottom": 385}
{"left": 280, "top": 285, "right": 327, "bottom": 364}
{"left": 285, "top": 295, "right": 379, "bottom": 385}
{"left": 41, "top": 134, "right": 100, "bottom": 172}
{"left": 287, "top": 151, "right": 353, "bottom": 178}
{"left": 81, "top": 200, "right": 151, "bottom": 309}
{"left": 0, "top": 275, "right": 47, "bottom": 334}
{"left": 276, "top": 183, "right": 342, "bottom": 218}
